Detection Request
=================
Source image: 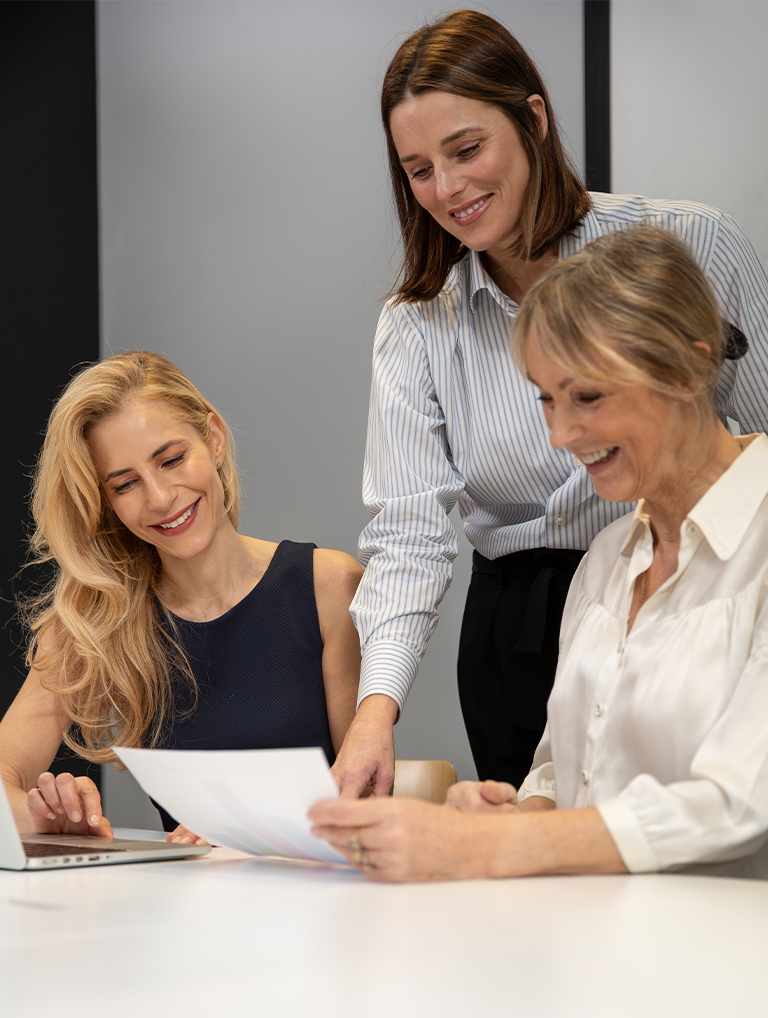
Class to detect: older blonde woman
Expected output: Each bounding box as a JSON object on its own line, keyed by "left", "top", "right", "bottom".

{"left": 310, "top": 226, "right": 768, "bottom": 881}
{"left": 337, "top": 9, "right": 768, "bottom": 803}
{"left": 0, "top": 351, "right": 362, "bottom": 842}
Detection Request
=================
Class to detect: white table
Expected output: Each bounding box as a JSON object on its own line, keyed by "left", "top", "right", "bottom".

{"left": 2, "top": 830, "right": 767, "bottom": 1017}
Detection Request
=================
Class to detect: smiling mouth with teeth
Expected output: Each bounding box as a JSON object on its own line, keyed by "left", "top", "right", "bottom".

{"left": 574, "top": 447, "right": 618, "bottom": 466}
{"left": 158, "top": 501, "right": 198, "bottom": 529}
{"left": 451, "top": 197, "right": 488, "bottom": 219}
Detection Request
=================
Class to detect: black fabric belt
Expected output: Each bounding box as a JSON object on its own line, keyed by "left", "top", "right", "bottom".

{"left": 471, "top": 548, "right": 585, "bottom": 657}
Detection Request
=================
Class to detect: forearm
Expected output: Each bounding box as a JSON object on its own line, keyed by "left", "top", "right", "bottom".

{"left": 0, "top": 664, "right": 72, "bottom": 831}
{"left": 314, "top": 548, "right": 364, "bottom": 754}
{"left": 310, "top": 797, "right": 628, "bottom": 881}
{"left": 0, "top": 726, "right": 56, "bottom": 834}
{"left": 484, "top": 806, "right": 627, "bottom": 877}
{"left": 355, "top": 693, "right": 399, "bottom": 730}
{"left": 1, "top": 775, "right": 34, "bottom": 832}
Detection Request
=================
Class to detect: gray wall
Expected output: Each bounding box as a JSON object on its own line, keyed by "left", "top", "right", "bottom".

{"left": 612, "top": 0, "right": 768, "bottom": 267}
{"left": 98, "top": 0, "right": 585, "bottom": 826}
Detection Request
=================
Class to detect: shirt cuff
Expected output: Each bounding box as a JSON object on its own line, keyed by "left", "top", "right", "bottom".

{"left": 518, "top": 762, "right": 556, "bottom": 802}
{"left": 358, "top": 641, "right": 420, "bottom": 713}
{"left": 596, "top": 797, "right": 661, "bottom": 873}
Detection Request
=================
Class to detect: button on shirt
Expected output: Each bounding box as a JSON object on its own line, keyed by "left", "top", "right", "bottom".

{"left": 519, "top": 435, "right": 768, "bottom": 878}
{"left": 351, "top": 193, "right": 768, "bottom": 709}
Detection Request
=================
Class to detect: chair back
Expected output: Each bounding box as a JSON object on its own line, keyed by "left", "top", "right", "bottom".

{"left": 392, "top": 760, "right": 457, "bottom": 804}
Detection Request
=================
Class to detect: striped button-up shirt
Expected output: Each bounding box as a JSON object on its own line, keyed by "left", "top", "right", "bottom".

{"left": 351, "top": 193, "right": 768, "bottom": 709}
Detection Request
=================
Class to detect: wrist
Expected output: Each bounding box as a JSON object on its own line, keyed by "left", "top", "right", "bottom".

{"left": 355, "top": 693, "right": 399, "bottom": 726}
{"left": 482, "top": 815, "right": 526, "bottom": 879}
{"left": 518, "top": 794, "right": 556, "bottom": 812}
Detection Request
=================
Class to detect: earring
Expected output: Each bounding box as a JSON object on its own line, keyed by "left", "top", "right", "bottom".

{"left": 216, "top": 462, "right": 221, "bottom": 469}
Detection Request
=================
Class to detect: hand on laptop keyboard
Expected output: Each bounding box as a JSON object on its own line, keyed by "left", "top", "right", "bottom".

{"left": 166, "top": 823, "right": 209, "bottom": 847}
{"left": 27, "top": 772, "right": 114, "bottom": 839}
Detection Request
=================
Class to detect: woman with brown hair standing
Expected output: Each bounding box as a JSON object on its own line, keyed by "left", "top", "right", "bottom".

{"left": 332, "top": 9, "right": 768, "bottom": 798}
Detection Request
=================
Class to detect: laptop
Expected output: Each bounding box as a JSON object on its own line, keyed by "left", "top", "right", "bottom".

{"left": 0, "top": 779, "right": 210, "bottom": 870}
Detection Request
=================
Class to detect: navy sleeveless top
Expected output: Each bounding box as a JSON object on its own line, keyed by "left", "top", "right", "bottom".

{"left": 153, "top": 541, "right": 334, "bottom": 828}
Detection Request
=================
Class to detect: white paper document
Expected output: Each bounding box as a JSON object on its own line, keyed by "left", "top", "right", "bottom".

{"left": 114, "top": 746, "right": 346, "bottom": 864}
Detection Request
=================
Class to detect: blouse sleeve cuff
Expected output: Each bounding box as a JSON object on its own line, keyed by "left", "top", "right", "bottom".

{"left": 357, "top": 641, "right": 420, "bottom": 713}
{"left": 518, "top": 762, "right": 556, "bottom": 803}
{"left": 596, "top": 798, "right": 661, "bottom": 873}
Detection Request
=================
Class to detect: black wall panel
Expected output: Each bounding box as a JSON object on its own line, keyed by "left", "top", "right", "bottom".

{"left": 0, "top": 1, "right": 100, "bottom": 783}
{"left": 584, "top": 0, "right": 611, "bottom": 192}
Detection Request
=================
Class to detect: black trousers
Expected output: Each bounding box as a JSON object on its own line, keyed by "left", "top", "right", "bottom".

{"left": 458, "top": 547, "right": 585, "bottom": 789}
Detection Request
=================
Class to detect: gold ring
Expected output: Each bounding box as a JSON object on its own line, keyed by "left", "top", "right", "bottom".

{"left": 348, "top": 831, "right": 374, "bottom": 870}
{"left": 348, "top": 831, "right": 374, "bottom": 869}
{"left": 349, "top": 830, "right": 362, "bottom": 865}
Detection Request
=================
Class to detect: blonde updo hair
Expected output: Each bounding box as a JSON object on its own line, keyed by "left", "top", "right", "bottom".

{"left": 27, "top": 351, "right": 240, "bottom": 764}
{"left": 512, "top": 225, "right": 727, "bottom": 421}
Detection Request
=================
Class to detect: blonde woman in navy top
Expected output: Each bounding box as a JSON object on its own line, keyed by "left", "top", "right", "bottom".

{"left": 0, "top": 351, "right": 362, "bottom": 843}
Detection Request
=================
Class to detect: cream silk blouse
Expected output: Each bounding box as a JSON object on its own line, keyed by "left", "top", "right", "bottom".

{"left": 519, "top": 434, "right": 768, "bottom": 878}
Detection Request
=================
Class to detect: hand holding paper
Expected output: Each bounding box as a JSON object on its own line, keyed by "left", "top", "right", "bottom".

{"left": 115, "top": 746, "right": 346, "bottom": 864}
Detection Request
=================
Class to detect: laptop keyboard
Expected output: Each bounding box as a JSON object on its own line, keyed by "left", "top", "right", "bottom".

{"left": 23, "top": 841, "right": 128, "bottom": 857}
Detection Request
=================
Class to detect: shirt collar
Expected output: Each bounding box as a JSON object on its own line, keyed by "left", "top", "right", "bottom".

{"left": 467, "top": 206, "right": 600, "bottom": 310}
{"left": 619, "top": 433, "right": 768, "bottom": 562}
{"left": 620, "top": 504, "right": 653, "bottom": 560}
{"left": 688, "top": 433, "right": 768, "bottom": 560}
{"left": 467, "top": 249, "right": 517, "bottom": 314}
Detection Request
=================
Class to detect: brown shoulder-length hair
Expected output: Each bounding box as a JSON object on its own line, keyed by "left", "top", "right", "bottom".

{"left": 382, "top": 9, "right": 592, "bottom": 304}
{"left": 25, "top": 350, "right": 240, "bottom": 765}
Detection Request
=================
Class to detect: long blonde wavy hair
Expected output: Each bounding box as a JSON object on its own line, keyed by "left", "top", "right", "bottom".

{"left": 26, "top": 351, "right": 240, "bottom": 765}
